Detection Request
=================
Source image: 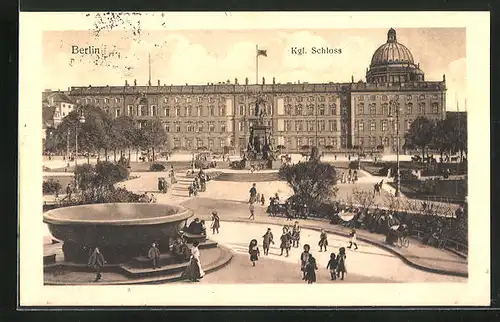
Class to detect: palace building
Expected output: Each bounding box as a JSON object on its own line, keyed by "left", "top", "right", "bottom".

{"left": 64, "top": 28, "right": 447, "bottom": 154}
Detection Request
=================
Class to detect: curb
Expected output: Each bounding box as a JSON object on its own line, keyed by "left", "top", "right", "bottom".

{"left": 220, "top": 218, "right": 468, "bottom": 278}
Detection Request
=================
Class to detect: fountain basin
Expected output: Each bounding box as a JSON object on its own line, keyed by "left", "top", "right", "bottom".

{"left": 43, "top": 203, "right": 193, "bottom": 264}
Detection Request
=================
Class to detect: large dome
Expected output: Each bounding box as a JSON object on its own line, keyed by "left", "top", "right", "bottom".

{"left": 370, "top": 28, "right": 414, "bottom": 67}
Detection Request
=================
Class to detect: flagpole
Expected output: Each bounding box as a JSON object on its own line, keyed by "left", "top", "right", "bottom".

{"left": 256, "top": 45, "right": 259, "bottom": 84}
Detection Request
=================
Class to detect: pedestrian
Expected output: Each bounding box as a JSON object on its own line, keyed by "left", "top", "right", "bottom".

{"left": 211, "top": 210, "right": 220, "bottom": 234}
{"left": 318, "top": 229, "right": 328, "bottom": 252}
{"left": 181, "top": 241, "right": 205, "bottom": 282}
{"left": 300, "top": 244, "right": 311, "bottom": 279}
{"left": 262, "top": 228, "right": 274, "bottom": 255}
{"left": 292, "top": 221, "right": 301, "bottom": 248}
{"left": 280, "top": 230, "right": 291, "bottom": 257}
{"left": 304, "top": 254, "right": 318, "bottom": 284}
{"left": 336, "top": 247, "right": 347, "bottom": 280}
{"left": 326, "top": 252, "right": 338, "bottom": 280}
{"left": 248, "top": 239, "right": 260, "bottom": 267}
{"left": 188, "top": 183, "right": 194, "bottom": 197}
{"left": 248, "top": 202, "right": 255, "bottom": 220}
{"left": 260, "top": 194, "right": 265, "bottom": 206}
{"left": 150, "top": 193, "right": 157, "bottom": 203}
{"left": 88, "top": 247, "right": 106, "bottom": 282}
{"left": 148, "top": 242, "right": 161, "bottom": 269}
{"left": 66, "top": 184, "right": 72, "bottom": 201}
{"left": 249, "top": 183, "right": 257, "bottom": 203}
{"left": 347, "top": 228, "right": 359, "bottom": 250}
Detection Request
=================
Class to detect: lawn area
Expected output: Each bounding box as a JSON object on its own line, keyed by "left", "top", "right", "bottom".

{"left": 388, "top": 179, "right": 467, "bottom": 204}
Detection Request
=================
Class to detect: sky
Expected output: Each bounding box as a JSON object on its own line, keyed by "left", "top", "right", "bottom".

{"left": 43, "top": 27, "right": 466, "bottom": 111}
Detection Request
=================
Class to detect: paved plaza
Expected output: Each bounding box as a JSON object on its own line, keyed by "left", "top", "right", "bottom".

{"left": 43, "top": 157, "right": 467, "bottom": 284}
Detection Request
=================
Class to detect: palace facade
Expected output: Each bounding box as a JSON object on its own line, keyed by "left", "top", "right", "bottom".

{"left": 65, "top": 28, "right": 447, "bottom": 154}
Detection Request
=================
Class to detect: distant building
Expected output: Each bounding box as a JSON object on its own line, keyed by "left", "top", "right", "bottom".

{"left": 65, "top": 28, "right": 447, "bottom": 153}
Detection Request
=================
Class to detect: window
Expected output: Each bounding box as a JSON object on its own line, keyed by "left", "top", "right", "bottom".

{"left": 115, "top": 109, "right": 121, "bottom": 117}
{"left": 369, "top": 136, "right": 376, "bottom": 147}
{"left": 238, "top": 121, "right": 243, "bottom": 132}
{"left": 197, "top": 138, "right": 204, "bottom": 148}
{"left": 163, "top": 97, "right": 169, "bottom": 103}
{"left": 308, "top": 96, "right": 314, "bottom": 102}
{"left": 296, "top": 96, "right": 303, "bottom": 102}
{"left": 208, "top": 97, "right": 214, "bottom": 103}
{"left": 208, "top": 121, "right": 215, "bottom": 132}
{"left": 308, "top": 137, "right": 315, "bottom": 146}
{"left": 329, "top": 120, "right": 337, "bottom": 132}
{"left": 296, "top": 137, "right": 302, "bottom": 147}
{"left": 381, "top": 120, "right": 387, "bottom": 132}
{"left": 382, "top": 103, "right": 388, "bottom": 115}
{"left": 359, "top": 137, "right": 364, "bottom": 147}
{"left": 406, "top": 103, "right": 413, "bottom": 114}
{"left": 358, "top": 103, "right": 364, "bottom": 115}
{"left": 175, "top": 107, "right": 180, "bottom": 117}
{"left": 219, "top": 106, "right": 226, "bottom": 116}
{"left": 341, "top": 106, "right": 347, "bottom": 115}
{"left": 392, "top": 120, "right": 398, "bottom": 131}
{"left": 285, "top": 97, "right": 291, "bottom": 103}
{"left": 308, "top": 105, "right": 314, "bottom": 116}
{"left": 220, "top": 122, "right": 226, "bottom": 132}
{"left": 406, "top": 120, "right": 412, "bottom": 130}
{"left": 164, "top": 107, "right": 169, "bottom": 117}
{"left": 186, "top": 97, "right": 192, "bottom": 103}
{"left": 151, "top": 105, "right": 157, "bottom": 116}
{"left": 418, "top": 95, "right": 425, "bottom": 101}
{"left": 358, "top": 121, "right": 364, "bottom": 132}
{"left": 140, "top": 105, "right": 147, "bottom": 116}
{"left": 358, "top": 96, "right": 364, "bottom": 101}
{"left": 432, "top": 103, "right": 439, "bottom": 114}
{"left": 319, "top": 105, "right": 325, "bottom": 116}
{"left": 174, "top": 137, "right": 181, "bottom": 148}
{"left": 186, "top": 138, "right": 193, "bottom": 149}
{"left": 209, "top": 106, "right": 215, "bottom": 116}
{"left": 319, "top": 96, "right": 326, "bottom": 102}
{"left": 295, "top": 120, "right": 303, "bottom": 132}
{"left": 128, "top": 105, "right": 134, "bottom": 116}
{"left": 185, "top": 106, "right": 191, "bottom": 116}
{"left": 333, "top": 137, "right": 338, "bottom": 147}
{"left": 418, "top": 103, "right": 425, "bottom": 114}
{"left": 285, "top": 104, "right": 292, "bottom": 115}
{"left": 370, "top": 95, "right": 376, "bottom": 101}
{"left": 370, "top": 103, "right": 376, "bottom": 115}
{"left": 187, "top": 122, "right": 194, "bottom": 132}
{"left": 197, "top": 97, "right": 203, "bottom": 103}
{"left": 284, "top": 120, "right": 292, "bottom": 132}
{"left": 196, "top": 106, "right": 201, "bottom": 117}
{"left": 165, "top": 123, "right": 170, "bottom": 132}
{"left": 208, "top": 139, "right": 214, "bottom": 150}
{"left": 198, "top": 122, "right": 204, "bottom": 132}
{"left": 307, "top": 121, "right": 315, "bottom": 132}
{"left": 175, "top": 122, "right": 181, "bottom": 132}
{"left": 104, "top": 98, "right": 109, "bottom": 104}
{"left": 295, "top": 105, "right": 303, "bottom": 116}
{"left": 175, "top": 97, "right": 180, "bottom": 103}
{"left": 239, "top": 105, "right": 245, "bottom": 115}
{"left": 318, "top": 120, "right": 326, "bottom": 131}
{"left": 152, "top": 97, "right": 157, "bottom": 104}
{"left": 370, "top": 121, "right": 376, "bottom": 132}
{"left": 330, "top": 104, "right": 337, "bottom": 115}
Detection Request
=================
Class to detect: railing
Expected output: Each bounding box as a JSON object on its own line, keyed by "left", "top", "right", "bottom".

{"left": 412, "top": 229, "right": 468, "bottom": 256}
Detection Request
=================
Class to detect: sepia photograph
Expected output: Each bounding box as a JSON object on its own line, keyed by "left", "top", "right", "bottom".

{"left": 19, "top": 11, "right": 490, "bottom": 306}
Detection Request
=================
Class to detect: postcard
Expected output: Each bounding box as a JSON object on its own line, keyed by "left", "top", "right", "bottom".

{"left": 19, "top": 11, "right": 490, "bottom": 307}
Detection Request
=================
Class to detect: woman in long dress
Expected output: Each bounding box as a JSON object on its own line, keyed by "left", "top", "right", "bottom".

{"left": 211, "top": 211, "right": 220, "bottom": 234}
{"left": 181, "top": 241, "right": 205, "bottom": 282}
{"left": 318, "top": 229, "right": 328, "bottom": 252}
{"left": 300, "top": 244, "right": 311, "bottom": 279}
{"left": 248, "top": 239, "right": 260, "bottom": 267}
{"left": 304, "top": 254, "right": 318, "bottom": 284}
{"left": 336, "top": 247, "right": 347, "bottom": 280}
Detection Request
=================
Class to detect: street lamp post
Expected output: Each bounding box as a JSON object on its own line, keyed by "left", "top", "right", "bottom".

{"left": 388, "top": 100, "right": 400, "bottom": 197}
{"left": 74, "top": 108, "right": 86, "bottom": 168}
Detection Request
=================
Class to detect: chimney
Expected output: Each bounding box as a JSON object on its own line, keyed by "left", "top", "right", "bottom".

{"left": 262, "top": 77, "right": 265, "bottom": 85}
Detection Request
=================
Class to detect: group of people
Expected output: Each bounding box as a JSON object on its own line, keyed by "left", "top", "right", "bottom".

{"left": 188, "top": 169, "right": 208, "bottom": 197}
{"left": 247, "top": 224, "right": 352, "bottom": 283}
{"left": 340, "top": 169, "right": 358, "bottom": 184}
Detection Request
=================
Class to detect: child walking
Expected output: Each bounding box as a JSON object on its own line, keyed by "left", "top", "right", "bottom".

{"left": 249, "top": 239, "right": 260, "bottom": 267}
{"left": 347, "top": 228, "right": 358, "bottom": 250}
{"left": 326, "top": 252, "right": 338, "bottom": 280}
{"left": 336, "top": 247, "right": 347, "bottom": 280}
{"left": 248, "top": 202, "right": 255, "bottom": 220}
{"left": 304, "top": 255, "right": 318, "bottom": 284}
{"left": 318, "top": 229, "right": 328, "bottom": 252}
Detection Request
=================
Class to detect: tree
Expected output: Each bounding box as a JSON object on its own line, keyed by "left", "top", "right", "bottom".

{"left": 142, "top": 119, "right": 167, "bottom": 161}
{"left": 352, "top": 188, "right": 375, "bottom": 211}
{"left": 404, "top": 116, "right": 435, "bottom": 162}
{"left": 112, "top": 116, "right": 136, "bottom": 162}
{"left": 278, "top": 159, "right": 338, "bottom": 210}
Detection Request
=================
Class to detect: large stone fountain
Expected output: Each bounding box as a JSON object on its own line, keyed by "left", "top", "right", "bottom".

{"left": 43, "top": 203, "right": 232, "bottom": 284}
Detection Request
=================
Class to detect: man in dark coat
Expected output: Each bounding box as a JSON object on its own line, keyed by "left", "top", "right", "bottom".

{"left": 148, "top": 242, "right": 161, "bottom": 269}
{"left": 262, "top": 228, "right": 274, "bottom": 255}
{"left": 88, "top": 247, "right": 106, "bottom": 282}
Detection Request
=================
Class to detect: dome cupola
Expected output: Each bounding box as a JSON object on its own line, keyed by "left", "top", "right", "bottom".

{"left": 366, "top": 28, "right": 425, "bottom": 84}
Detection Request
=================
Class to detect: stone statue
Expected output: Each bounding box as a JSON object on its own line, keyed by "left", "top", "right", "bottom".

{"left": 158, "top": 79, "right": 160, "bottom": 86}
{"left": 443, "top": 74, "right": 446, "bottom": 82}
{"left": 134, "top": 79, "right": 137, "bottom": 86}
{"left": 273, "top": 77, "right": 275, "bottom": 84}
{"left": 262, "top": 77, "right": 265, "bottom": 85}
{"left": 235, "top": 78, "right": 238, "bottom": 84}
{"left": 255, "top": 101, "right": 260, "bottom": 117}
{"left": 245, "top": 77, "right": 249, "bottom": 85}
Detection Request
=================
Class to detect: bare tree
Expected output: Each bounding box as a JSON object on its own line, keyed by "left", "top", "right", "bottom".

{"left": 384, "top": 193, "right": 402, "bottom": 213}
{"left": 352, "top": 188, "right": 376, "bottom": 211}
